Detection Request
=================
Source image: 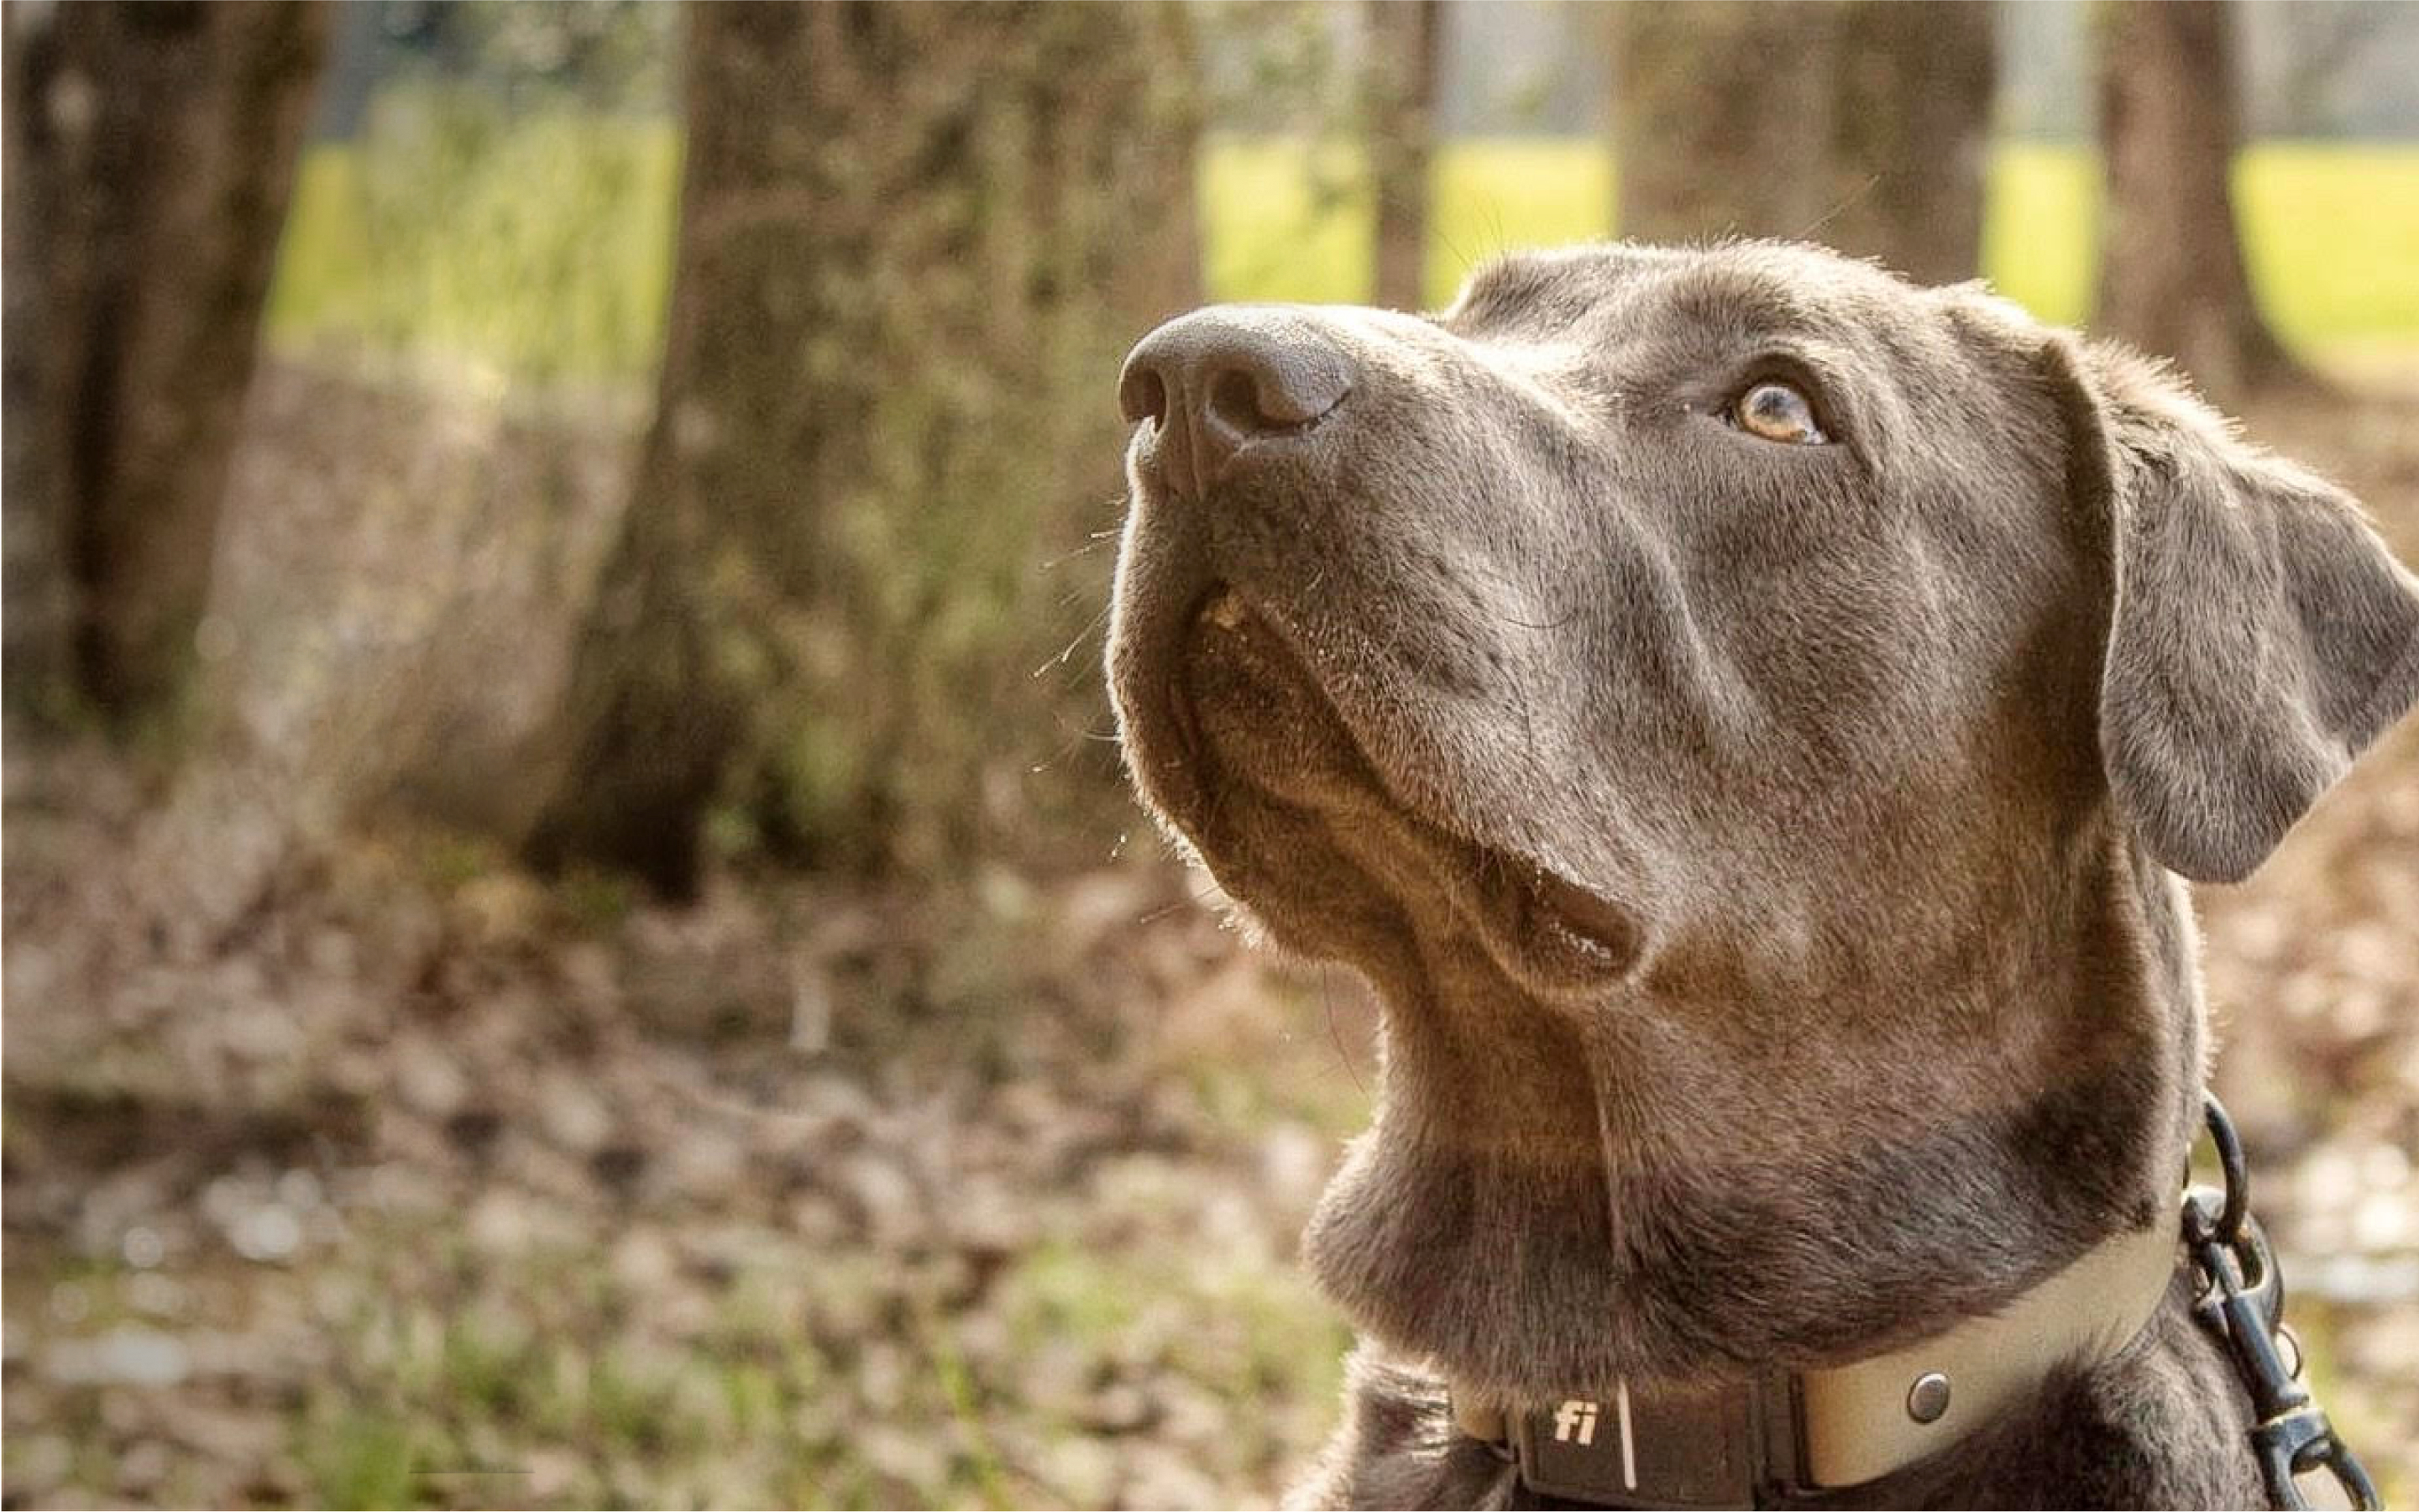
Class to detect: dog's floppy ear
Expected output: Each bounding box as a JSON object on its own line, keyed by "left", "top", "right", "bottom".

{"left": 2043, "top": 336, "right": 2419, "bottom": 883}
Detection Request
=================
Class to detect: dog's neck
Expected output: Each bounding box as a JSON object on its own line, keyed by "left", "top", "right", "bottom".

{"left": 1299, "top": 819, "right": 2203, "bottom": 1403}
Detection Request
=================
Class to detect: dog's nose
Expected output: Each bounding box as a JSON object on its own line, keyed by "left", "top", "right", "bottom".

{"left": 1118, "top": 310, "right": 1353, "bottom": 500}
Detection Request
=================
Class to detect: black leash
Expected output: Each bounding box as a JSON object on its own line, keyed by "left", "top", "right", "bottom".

{"left": 2185, "top": 1094, "right": 2380, "bottom": 1511}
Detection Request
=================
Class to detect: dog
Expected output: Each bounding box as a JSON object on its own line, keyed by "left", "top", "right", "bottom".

{"left": 1103, "top": 241, "right": 2419, "bottom": 1509}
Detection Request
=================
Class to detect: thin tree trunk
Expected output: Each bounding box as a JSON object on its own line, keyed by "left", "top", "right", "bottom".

{"left": 3, "top": 1, "right": 327, "bottom": 724}
{"left": 527, "top": 2, "right": 1201, "bottom": 895}
{"left": 1824, "top": 2, "right": 1997, "bottom": 284}
{"left": 1367, "top": 0, "right": 1443, "bottom": 310}
{"left": 2095, "top": 0, "right": 2302, "bottom": 400}
{"left": 3, "top": 6, "right": 71, "bottom": 716}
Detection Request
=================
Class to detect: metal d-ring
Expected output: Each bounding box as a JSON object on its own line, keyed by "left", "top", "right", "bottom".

{"left": 2183, "top": 1092, "right": 2379, "bottom": 1512}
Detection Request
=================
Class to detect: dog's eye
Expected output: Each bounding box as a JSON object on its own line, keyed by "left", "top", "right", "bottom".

{"left": 1731, "top": 381, "right": 1828, "bottom": 445}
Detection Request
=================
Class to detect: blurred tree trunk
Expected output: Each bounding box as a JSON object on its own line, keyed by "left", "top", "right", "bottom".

{"left": 2095, "top": 0, "right": 2302, "bottom": 400}
{"left": 1366, "top": 0, "right": 1442, "bottom": 309}
{"left": 1610, "top": 2, "right": 1840, "bottom": 244}
{"left": 527, "top": 2, "right": 1201, "bottom": 897}
{"left": 1, "top": 7, "right": 68, "bottom": 716}
{"left": 1, "top": 1, "right": 327, "bottom": 725}
{"left": 1824, "top": 2, "right": 1996, "bottom": 284}
{"left": 1610, "top": 2, "right": 1994, "bottom": 284}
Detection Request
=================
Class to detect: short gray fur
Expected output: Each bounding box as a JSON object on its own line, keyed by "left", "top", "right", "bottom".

{"left": 1104, "top": 241, "right": 2419, "bottom": 1509}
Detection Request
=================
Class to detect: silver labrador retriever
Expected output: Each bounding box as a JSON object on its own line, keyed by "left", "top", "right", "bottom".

{"left": 1105, "top": 241, "right": 2419, "bottom": 1509}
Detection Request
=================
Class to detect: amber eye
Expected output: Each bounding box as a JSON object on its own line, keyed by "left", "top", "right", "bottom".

{"left": 1733, "top": 380, "right": 1828, "bottom": 445}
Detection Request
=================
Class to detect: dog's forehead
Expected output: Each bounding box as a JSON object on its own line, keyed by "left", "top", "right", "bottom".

{"left": 1448, "top": 240, "right": 1968, "bottom": 355}
{"left": 1443, "top": 243, "right": 1678, "bottom": 325}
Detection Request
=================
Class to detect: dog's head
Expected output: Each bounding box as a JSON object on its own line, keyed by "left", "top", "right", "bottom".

{"left": 1104, "top": 242, "right": 2419, "bottom": 1389}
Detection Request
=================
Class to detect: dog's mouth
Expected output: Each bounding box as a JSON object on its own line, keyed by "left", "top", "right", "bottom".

{"left": 1132, "top": 583, "right": 1641, "bottom": 993}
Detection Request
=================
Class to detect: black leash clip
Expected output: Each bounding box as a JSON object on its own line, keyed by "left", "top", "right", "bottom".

{"left": 2184, "top": 1094, "right": 2380, "bottom": 1512}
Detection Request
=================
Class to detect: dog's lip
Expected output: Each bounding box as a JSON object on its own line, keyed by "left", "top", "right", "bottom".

{"left": 1488, "top": 861, "right": 1643, "bottom": 991}
{"left": 1150, "top": 583, "right": 1641, "bottom": 990}
{"left": 1121, "top": 583, "right": 1228, "bottom": 829}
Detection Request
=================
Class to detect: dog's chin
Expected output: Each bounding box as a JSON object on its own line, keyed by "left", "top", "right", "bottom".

{"left": 1119, "top": 584, "right": 1642, "bottom": 995}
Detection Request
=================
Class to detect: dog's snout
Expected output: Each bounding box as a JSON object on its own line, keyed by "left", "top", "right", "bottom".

{"left": 1118, "top": 310, "right": 1353, "bottom": 499}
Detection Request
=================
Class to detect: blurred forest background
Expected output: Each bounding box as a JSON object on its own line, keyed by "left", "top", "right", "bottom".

{"left": 4, "top": 2, "right": 2416, "bottom": 1506}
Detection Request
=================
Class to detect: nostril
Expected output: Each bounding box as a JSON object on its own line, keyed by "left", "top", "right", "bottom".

{"left": 1119, "top": 311, "right": 1355, "bottom": 499}
{"left": 1203, "top": 357, "right": 1347, "bottom": 440}
{"left": 1206, "top": 367, "right": 1265, "bottom": 437}
{"left": 1119, "top": 364, "right": 1169, "bottom": 426}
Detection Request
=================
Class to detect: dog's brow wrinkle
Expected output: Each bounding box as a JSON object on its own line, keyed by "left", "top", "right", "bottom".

{"left": 1462, "top": 343, "right": 1603, "bottom": 433}
{"left": 1656, "top": 258, "right": 1842, "bottom": 344}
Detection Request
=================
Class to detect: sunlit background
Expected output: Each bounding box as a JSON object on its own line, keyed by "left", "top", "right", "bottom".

{"left": 5, "top": 2, "right": 2416, "bottom": 1507}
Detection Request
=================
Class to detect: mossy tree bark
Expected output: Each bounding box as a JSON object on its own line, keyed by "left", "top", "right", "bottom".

{"left": 1610, "top": 2, "right": 1994, "bottom": 285}
{"left": 2095, "top": 0, "right": 2304, "bottom": 400}
{"left": 527, "top": 2, "right": 1202, "bottom": 897}
{"left": 1367, "top": 0, "right": 1443, "bottom": 311}
{"left": 2, "top": 1, "right": 327, "bottom": 725}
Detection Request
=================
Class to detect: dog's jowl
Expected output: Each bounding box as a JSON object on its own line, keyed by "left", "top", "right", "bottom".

{"left": 1105, "top": 242, "right": 2419, "bottom": 1509}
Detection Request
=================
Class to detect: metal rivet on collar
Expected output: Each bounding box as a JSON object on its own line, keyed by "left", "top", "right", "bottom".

{"left": 1906, "top": 1372, "right": 1951, "bottom": 1424}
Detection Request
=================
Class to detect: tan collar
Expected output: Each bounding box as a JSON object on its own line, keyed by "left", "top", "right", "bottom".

{"left": 1797, "top": 1217, "right": 2176, "bottom": 1485}
{"left": 1449, "top": 1218, "right": 2178, "bottom": 1498}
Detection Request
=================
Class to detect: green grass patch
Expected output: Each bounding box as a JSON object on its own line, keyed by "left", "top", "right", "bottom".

{"left": 1202, "top": 134, "right": 2419, "bottom": 348}
{"left": 1429, "top": 137, "right": 1616, "bottom": 302}
{"left": 300, "top": 1409, "right": 421, "bottom": 1511}
{"left": 269, "top": 112, "right": 2419, "bottom": 381}
{"left": 2238, "top": 141, "right": 2419, "bottom": 345}
{"left": 1001, "top": 1236, "right": 1145, "bottom": 1347}
{"left": 267, "top": 88, "right": 678, "bottom": 382}
{"left": 1979, "top": 142, "right": 2103, "bottom": 326}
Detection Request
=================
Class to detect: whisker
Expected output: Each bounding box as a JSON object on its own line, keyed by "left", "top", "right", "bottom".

{"left": 1029, "top": 699, "right": 1125, "bottom": 774}
{"left": 1322, "top": 965, "right": 1368, "bottom": 1098}
{"left": 1496, "top": 605, "right": 1577, "bottom": 631}
{"left": 1041, "top": 536, "right": 1114, "bottom": 572}
{"left": 1794, "top": 174, "right": 1882, "bottom": 243}
{"left": 1031, "top": 604, "right": 1113, "bottom": 678}
{"left": 1137, "top": 882, "right": 1224, "bottom": 926}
